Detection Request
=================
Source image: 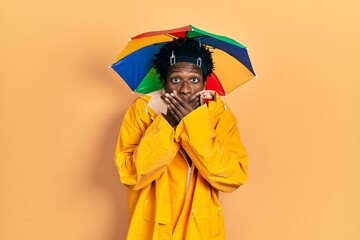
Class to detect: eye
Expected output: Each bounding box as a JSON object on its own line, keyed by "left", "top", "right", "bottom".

{"left": 190, "top": 77, "right": 199, "bottom": 83}
{"left": 171, "top": 77, "right": 180, "bottom": 83}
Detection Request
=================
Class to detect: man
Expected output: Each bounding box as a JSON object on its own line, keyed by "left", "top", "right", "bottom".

{"left": 114, "top": 38, "right": 248, "bottom": 239}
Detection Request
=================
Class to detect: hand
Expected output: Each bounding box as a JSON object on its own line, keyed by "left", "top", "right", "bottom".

{"left": 162, "top": 90, "right": 202, "bottom": 127}
{"left": 200, "top": 90, "right": 216, "bottom": 105}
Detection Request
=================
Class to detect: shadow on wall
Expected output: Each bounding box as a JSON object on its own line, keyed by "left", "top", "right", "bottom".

{"left": 91, "top": 111, "right": 129, "bottom": 239}
{"left": 82, "top": 45, "right": 140, "bottom": 239}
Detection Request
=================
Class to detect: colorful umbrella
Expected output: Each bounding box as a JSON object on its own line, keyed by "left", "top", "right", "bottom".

{"left": 111, "top": 25, "right": 255, "bottom": 96}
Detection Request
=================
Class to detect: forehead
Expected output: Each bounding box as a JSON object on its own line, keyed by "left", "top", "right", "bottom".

{"left": 167, "top": 62, "right": 202, "bottom": 74}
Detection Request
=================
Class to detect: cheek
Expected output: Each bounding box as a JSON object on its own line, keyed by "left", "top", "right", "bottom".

{"left": 195, "top": 82, "right": 205, "bottom": 91}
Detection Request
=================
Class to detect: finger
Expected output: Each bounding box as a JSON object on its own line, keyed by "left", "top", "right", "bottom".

{"left": 165, "top": 92, "right": 196, "bottom": 120}
{"left": 163, "top": 96, "right": 184, "bottom": 120}
{"left": 200, "top": 90, "right": 207, "bottom": 105}
{"left": 191, "top": 100, "right": 201, "bottom": 109}
{"left": 168, "top": 93, "right": 193, "bottom": 114}
{"left": 200, "top": 90, "right": 216, "bottom": 105}
{"left": 167, "top": 100, "right": 184, "bottom": 122}
{"left": 171, "top": 92, "right": 192, "bottom": 110}
{"left": 203, "top": 90, "right": 216, "bottom": 100}
{"left": 166, "top": 104, "right": 181, "bottom": 123}
{"left": 189, "top": 91, "right": 202, "bottom": 106}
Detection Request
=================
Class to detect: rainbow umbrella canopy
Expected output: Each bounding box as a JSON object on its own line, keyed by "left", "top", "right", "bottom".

{"left": 111, "top": 25, "right": 255, "bottom": 96}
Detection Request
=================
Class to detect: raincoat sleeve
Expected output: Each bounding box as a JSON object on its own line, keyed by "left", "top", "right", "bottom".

{"left": 174, "top": 98, "right": 248, "bottom": 193}
{"left": 114, "top": 98, "right": 180, "bottom": 190}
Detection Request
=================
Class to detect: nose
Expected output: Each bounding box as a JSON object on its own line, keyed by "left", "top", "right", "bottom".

{"left": 179, "top": 81, "right": 191, "bottom": 95}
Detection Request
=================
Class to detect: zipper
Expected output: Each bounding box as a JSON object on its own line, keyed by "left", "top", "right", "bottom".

{"left": 185, "top": 161, "right": 191, "bottom": 194}
{"left": 178, "top": 148, "right": 192, "bottom": 194}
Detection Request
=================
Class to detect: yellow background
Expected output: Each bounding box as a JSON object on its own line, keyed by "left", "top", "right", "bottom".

{"left": 1, "top": 0, "right": 359, "bottom": 239}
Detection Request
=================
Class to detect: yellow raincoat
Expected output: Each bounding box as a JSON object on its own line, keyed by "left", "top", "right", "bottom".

{"left": 114, "top": 91, "right": 248, "bottom": 240}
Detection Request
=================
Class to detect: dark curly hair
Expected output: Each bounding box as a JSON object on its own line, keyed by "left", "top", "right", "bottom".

{"left": 153, "top": 38, "right": 214, "bottom": 83}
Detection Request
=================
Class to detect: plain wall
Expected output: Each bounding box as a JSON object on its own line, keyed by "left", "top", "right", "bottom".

{"left": 1, "top": 0, "right": 359, "bottom": 239}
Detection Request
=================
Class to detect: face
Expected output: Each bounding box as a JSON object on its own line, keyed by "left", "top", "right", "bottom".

{"left": 164, "top": 62, "right": 205, "bottom": 102}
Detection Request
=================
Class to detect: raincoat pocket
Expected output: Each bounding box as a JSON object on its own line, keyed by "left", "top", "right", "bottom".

{"left": 143, "top": 200, "right": 171, "bottom": 224}
{"left": 191, "top": 206, "right": 225, "bottom": 239}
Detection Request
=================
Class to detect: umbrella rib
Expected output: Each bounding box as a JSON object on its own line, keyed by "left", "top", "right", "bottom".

{"left": 164, "top": 33, "right": 177, "bottom": 39}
